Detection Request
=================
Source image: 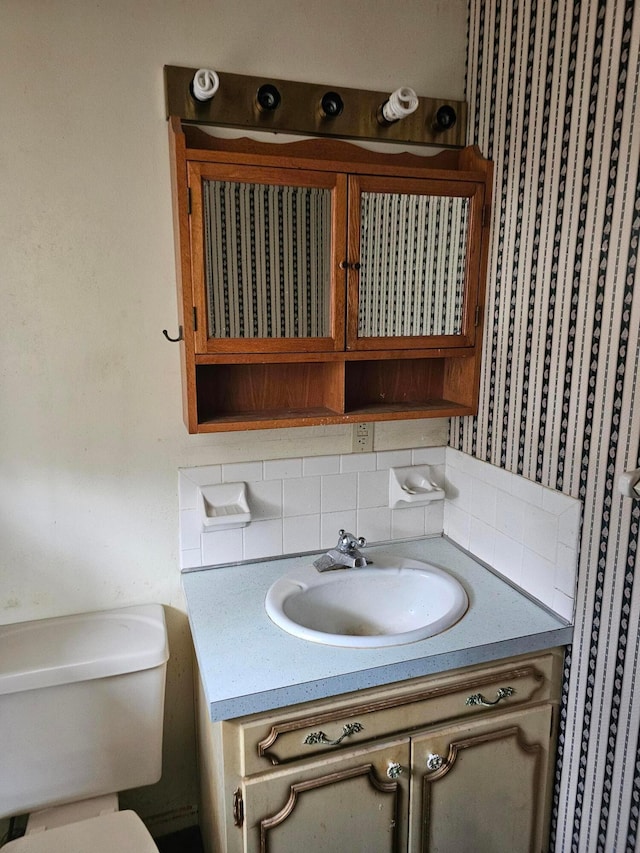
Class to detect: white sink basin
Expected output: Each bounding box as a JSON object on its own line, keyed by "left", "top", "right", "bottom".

{"left": 265, "top": 557, "right": 468, "bottom": 648}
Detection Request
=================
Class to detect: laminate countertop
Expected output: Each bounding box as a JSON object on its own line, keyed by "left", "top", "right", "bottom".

{"left": 182, "top": 536, "right": 573, "bottom": 721}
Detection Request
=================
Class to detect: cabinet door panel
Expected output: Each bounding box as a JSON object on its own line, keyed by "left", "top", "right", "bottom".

{"left": 243, "top": 739, "right": 410, "bottom": 853}
{"left": 411, "top": 705, "right": 552, "bottom": 853}
{"left": 189, "top": 162, "right": 347, "bottom": 354}
{"left": 346, "top": 174, "right": 484, "bottom": 352}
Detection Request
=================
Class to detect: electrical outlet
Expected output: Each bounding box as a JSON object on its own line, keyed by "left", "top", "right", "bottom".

{"left": 352, "top": 422, "right": 374, "bottom": 453}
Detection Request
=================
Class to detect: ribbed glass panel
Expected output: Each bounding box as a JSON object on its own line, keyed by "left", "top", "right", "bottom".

{"left": 203, "top": 181, "right": 331, "bottom": 339}
{"left": 358, "top": 192, "right": 468, "bottom": 337}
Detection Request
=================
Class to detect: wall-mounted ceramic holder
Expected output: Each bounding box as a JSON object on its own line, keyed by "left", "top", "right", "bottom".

{"left": 199, "top": 482, "right": 251, "bottom": 531}
{"left": 389, "top": 465, "right": 445, "bottom": 509}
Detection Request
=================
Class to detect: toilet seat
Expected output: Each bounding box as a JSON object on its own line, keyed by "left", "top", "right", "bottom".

{"left": 2, "top": 810, "right": 159, "bottom": 852}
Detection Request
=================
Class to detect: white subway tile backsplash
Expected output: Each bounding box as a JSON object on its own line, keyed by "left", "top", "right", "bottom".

{"left": 181, "top": 548, "right": 204, "bottom": 570}
{"left": 428, "top": 463, "right": 446, "bottom": 488}
{"left": 247, "top": 480, "right": 282, "bottom": 521}
{"left": 521, "top": 548, "right": 555, "bottom": 609}
{"left": 522, "top": 505, "right": 558, "bottom": 563}
{"left": 470, "top": 478, "right": 497, "bottom": 526}
{"left": 495, "top": 493, "right": 525, "bottom": 541}
{"left": 322, "top": 472, "right": 358, "bottom": 513}
{"left": 179, "top": 509, "right": 201, "bottom": 551}
{"left": 443, "top": 503, "right": 471, "bottom": 549}
{"left": 178, "top": 447, "right": 580, "bottom": 623}
{"left": 391, "top": 506, "right": 426, "bottom": 539}
{"left": 555, "top": 542, "right": 578, "bottom": 596}
{"left": 412, "top": 446, "right": 446, "bottom": 466}
{"left": 321, "top": 510, "right": 357, "bottom": 547}
{"left": 178, "top": 473, "right": 200, "bottom": 510}
{"left": 264, "top": 458, "right": 303, "bottom": 480}
{"left": 510, "top": 473, "right": 544, "bottom": 507}
{"left": 283, "top": 514, "right": 321, "bottom": 553}
{"left": 222, "top": 460, "right": 263, "bottom": 483}
{"left": 283, "top": 476, "right": 321, "bottom": 517}
{"left": 425, "top": 501, "right": 444, "bottom": 535}
{"left": 552, "top": 590, "right": 575, "bottom": 621}
{"left": 469, "top": 517, "right": 496, "bottom": 566}
{"left": 479, "top": 461, "right": 513, "bottom": 492}
{"left": 339, "top": 452, "right": 377, "bottom": 473}
{"left": 445, "top": 466, "right": 474, "bottom": 513}
{"left": 243, "top": 519, "right": 283, "bottom": 560}
{"left": 357, "top": 470, "right": 389, "bottom": 509}
{"left": 542, "top": 487, "right": 576, "bottom": 515}
{"left": 303, "top": 455, "right": 340, "bottom": 476}
{"left": 182, "top": 464, "right": 222, "bottom": 488}
{"left": 376, "top": 449, "right": 412, "bottom": 470}
{"left": 558, "top": 504, "right": 582, "bottom": 549}
{"left": 492, "top": 532, "right": 523, "bottom": 586}
{"left": 202, "top": 528, "right": 243, "bottom": 565}
{"left": 443, "top": 448, "right": 581, "bottom": 620}
{"left": 357, "top": 507, "right": 391, "bottom": 542}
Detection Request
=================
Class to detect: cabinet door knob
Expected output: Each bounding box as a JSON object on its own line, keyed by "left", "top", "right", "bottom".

{"left": 339, "top": 260, "right": 361, "bottom": 271}
{"left": 465, "top": 686, "right": 515, "bottom": 707}
{"left": 426, "top": 753, "right": 444, "bottom": 771}
{"left": 387, "top": 761, "right": 404, "bottom": 779}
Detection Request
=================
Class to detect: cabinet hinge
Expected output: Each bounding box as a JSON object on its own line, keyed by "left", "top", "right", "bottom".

{"left": 482, "top": 203, "right": 491, "bottom": 228}
{"left": 233, "top": 788, "right": 244, "bottom": 827}
{"left": 474, "top": 304, "right": 481, "bottom": 327}
{"left": 192, "top": 307, "right": 198, "bottom": 332}
{"left": 187, "top": 187, "right": 192, "bottom": 216}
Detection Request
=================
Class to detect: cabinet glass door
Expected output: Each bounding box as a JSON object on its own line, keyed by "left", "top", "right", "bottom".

{"left": 189, "top": 163, "right": 347, "bottom": 354}
{"left": 346, "top": 175, "right": 484, "bottom": 351}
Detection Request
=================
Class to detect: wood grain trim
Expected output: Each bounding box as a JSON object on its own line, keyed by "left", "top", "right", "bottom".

{"left": 178, "top": 122, "right": 489, "bottom": 180}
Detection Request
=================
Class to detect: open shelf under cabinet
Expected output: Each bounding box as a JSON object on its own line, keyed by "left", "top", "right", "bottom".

{"left": 193, "top": 356, "right": 478, "bottom": 432}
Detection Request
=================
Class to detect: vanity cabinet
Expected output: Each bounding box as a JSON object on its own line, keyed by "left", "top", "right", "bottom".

{"left": 195, "top": 649, "right": 562, "bottom": 853}
{"left": 169, "top": 119, "right": 492, "bottom": 432}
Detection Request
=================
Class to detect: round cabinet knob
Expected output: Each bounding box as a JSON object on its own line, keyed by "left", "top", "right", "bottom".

{"left": 387, "top": 761, "right": 404, "bottom": 779}
{"left": 426, "top": 753, "right": 444, "bottom": 771}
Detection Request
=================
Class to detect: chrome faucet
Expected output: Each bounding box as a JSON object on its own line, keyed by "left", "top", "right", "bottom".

{"left": 313, "top": 530, "right": 369, "bottom": 571}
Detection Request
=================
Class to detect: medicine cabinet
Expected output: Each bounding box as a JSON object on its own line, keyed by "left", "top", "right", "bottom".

{"left": 168, "top": 118, "right": 492, "bottom": 433}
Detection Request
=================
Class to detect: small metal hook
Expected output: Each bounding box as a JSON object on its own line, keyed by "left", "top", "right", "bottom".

{"left": 162, "top": 325, "right": 183, "bottom": 343}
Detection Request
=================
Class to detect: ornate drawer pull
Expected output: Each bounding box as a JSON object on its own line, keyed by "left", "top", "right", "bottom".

{"left": 465, "top": 686, "right": 515, "bottom": 707}
{"left": 426, "top": 753, "right": 444, "bottom": 771}
{"left": 387, "top": 761, "right": 403, "bottom": 779}
{"left": 303, "top": 722, "right": 365, "bottom": 746}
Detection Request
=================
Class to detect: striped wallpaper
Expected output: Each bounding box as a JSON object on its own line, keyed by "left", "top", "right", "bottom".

{"left": 358, "top": 192, "right": 468, "bottom": 337}
{"left": 203, "top": 180, "right": 331, "bottom": 339}
{"left": 455, "top": 0, "right": 640, "bottom": 849}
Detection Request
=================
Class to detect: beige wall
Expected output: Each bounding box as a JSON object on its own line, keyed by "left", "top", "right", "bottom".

{"left": 0, "top": 0, "right": 466, "bottom": 834}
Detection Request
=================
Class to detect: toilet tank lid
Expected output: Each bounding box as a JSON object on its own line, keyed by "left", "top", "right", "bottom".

{"left": 0, "top": 604, "right": 169, "bottom": 696}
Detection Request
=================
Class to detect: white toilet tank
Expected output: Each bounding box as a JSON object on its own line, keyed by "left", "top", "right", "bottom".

{"left": 0, "top": 604, "right": 169, "bottom": 820}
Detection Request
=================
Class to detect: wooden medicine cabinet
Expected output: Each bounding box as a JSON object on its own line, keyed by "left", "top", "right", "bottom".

{"left": 168, "top": 118, "right": 492, "bottom": 433}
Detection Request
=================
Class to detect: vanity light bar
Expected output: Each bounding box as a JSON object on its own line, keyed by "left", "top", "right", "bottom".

{"left": 164, "top": 65, "right": 467, "bottom": 149}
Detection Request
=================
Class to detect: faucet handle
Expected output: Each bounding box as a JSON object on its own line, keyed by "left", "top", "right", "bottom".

{"left": 337, "top": 530, "right": 367, "bottom": 552}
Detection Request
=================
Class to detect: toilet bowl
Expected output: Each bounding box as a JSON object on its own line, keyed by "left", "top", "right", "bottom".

{"left": 0, "top": 605, "right": 169, "bottom": 851}
{"left": 3, "top": 810, "right": 159, "bottom": 852}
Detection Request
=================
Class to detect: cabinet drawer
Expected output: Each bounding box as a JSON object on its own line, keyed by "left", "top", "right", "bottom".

{"left": 235, "top": 651, "right": 561, "bottom": 776}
